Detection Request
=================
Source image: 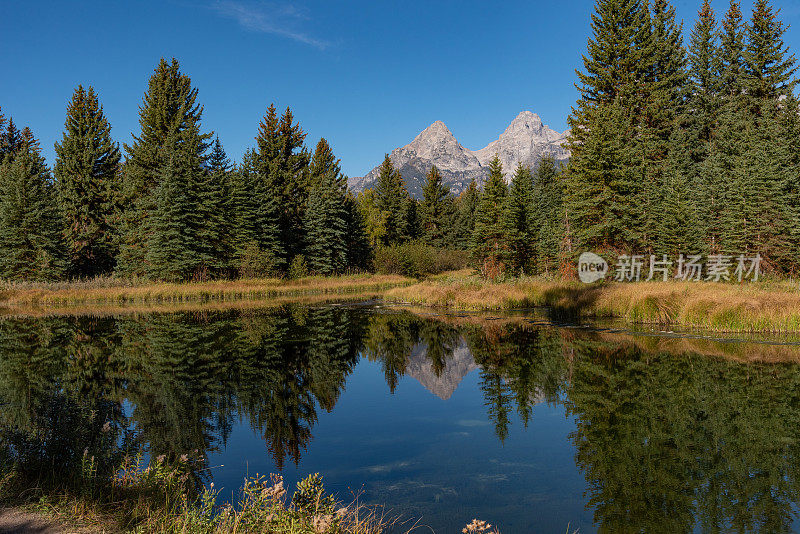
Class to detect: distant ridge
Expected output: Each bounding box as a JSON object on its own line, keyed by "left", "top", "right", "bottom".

{"left": 349, "top": 111, "right": 570, "bottom": 198}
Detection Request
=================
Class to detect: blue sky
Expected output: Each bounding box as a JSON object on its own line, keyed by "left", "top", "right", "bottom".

{"left": 2, "top": 0, "right": 800, "bottom": 178}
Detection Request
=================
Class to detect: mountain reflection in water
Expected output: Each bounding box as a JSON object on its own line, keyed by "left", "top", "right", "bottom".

{"left": 2, "top": 304, "right": 800, "bottom": 533}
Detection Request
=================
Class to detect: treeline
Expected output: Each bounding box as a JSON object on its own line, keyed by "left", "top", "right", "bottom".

{"left": 358, "top": 153, "right": 565, "bottom": 278}
{"left": 4, "top": 0, "right": 799, "bottom": 283}
{"left": 566, "top": 0, "right": 800, "bottom": 273}
{"left": 0, "top": 59, "right": 372, "bottom": 282}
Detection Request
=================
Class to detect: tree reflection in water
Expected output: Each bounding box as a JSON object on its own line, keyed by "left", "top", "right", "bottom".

{"left": 2, "top": 305, "right": 800, "bottom": 532}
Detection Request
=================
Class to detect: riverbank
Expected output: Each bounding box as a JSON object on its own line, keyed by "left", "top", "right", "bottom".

{"left": 386, "top": 270, "right": 800, "bottom": 333}
{"left": 0, "top": 274, "right": 412, "bottom": 309}
{"left": 0, "top": 462, "right": 405, "bottom": 534}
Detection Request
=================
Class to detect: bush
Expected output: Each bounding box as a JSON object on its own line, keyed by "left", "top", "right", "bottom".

{"left": 237, "top": 243, "right": 279, "bottom": 279}
{"left": 288, "top": 255, "right": 309, "bottom": 279}
{"left": 374, "top": 243, "right": 470, "bottom": 278}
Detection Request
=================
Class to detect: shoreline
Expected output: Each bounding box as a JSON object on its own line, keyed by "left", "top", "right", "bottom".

{"left": 3, "top": 270, "right": 800, "bottom": 333}
{"left": 384, "top": 270, "right": 800, "bottom": 334}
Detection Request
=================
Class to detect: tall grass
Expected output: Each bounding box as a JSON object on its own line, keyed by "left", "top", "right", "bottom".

{"left": 0, "top": 274, "right": 412, "bottom": 309}
{"left": 386, "top": 270, "right": 800, "bottom": 333}
{"left": 1, "top": 455, "right": 402, "bottom": 534}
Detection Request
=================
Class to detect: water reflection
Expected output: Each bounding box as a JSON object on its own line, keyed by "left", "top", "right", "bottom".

{"left": 2, "top": 305, "right": 800, "bottom": 532}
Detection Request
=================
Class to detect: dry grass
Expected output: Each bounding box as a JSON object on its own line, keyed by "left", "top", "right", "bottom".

{"left": 386, "top": 270, "right": 800, "bottom": 333}
{"left": 0, "top": 274, "right": 412, "bottom": 310}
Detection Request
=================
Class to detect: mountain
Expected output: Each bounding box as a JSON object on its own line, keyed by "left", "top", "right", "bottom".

{"left": 404, "top": 337, "right": 479, "bottom": 400}
{"left": 349, "top": 111, "right": 570, "bottom": 198}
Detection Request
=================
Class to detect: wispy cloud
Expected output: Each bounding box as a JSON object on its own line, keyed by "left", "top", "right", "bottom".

{"left": 211, "top": 1, "right": 329, "bottom": 50}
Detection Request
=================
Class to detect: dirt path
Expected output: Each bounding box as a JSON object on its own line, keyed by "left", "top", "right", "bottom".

{"left": 0, "top": 509, "right": 64, "bottom": 534}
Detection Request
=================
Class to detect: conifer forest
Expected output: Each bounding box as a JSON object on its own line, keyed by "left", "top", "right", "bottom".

{"left": 1, "top": 0, "right": 799, "bottom": 283}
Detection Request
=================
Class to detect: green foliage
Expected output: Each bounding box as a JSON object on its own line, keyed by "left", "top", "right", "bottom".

{"left": 54, "top": 85, "right": 121, "bottom": 278}
{"left": 0, "top": 132, "right": 67, "bottom": 281}
{"left": 288, "top": 254, "right": 309, "bottom": 279}
{"left": 117, "top": 58, "right": 212, "bottom": 279}
{"left": 419, "top": 165, "right": 455, "bottom": 247}
{"left": 530, "top": 155, "right": 565, "bottom": 274}
{"left": 255, "top": 104, "right": 311, "bottom": 261}
{"left": 304, "top": 139, "right": 348, "bottom": 275}
{"left": 473, "top": 155, "right": 508, "bottom": 277}
{"left": 502, "top": 163, "right": 534, "bottom": 274}
{"left": 373, "top": 243, "right": 469, "bottom": 278}
{"left": 373, "top": 155, "right": 411, "bottom": 245}
{"left": 451, "top": 179, "right": 479, "bottom": 250}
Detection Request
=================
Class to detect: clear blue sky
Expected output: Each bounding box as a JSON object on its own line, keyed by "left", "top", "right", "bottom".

{"left": 2, "top": 0, "right": 800, "bottom": 178}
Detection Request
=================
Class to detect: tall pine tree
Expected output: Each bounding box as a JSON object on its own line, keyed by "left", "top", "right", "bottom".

{"left": 0, "top": 130, "right": 67, "bottom": 281}
{"left": 304, "top": 139, "right": 348, "bottom": 275}
{"left": 54, "top": 85, "right": 121, "bottom": 277}
{"left": 473, "top": 155, "right": 508, "bottom": 277}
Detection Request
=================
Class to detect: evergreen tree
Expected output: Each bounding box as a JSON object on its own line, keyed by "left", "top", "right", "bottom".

{"left": 117, "top": 58, "right": 211, "bottom": 278}
{"left": 666, "top": 0, "right": 720, "bottom": 254}
{"left": 473, "top": 155, "right": 508, "bottom": 277}
{"left": 343, "top": 191, "right": 373, "bottom": 271}
{"left": 53, "top": 85, "right": 121, "bottom": 277}
{"left": 452, "top": 179, "right": 479, "bottom": 249}
{"left": 637, "top": 0, "right": 687, "bottom": 251}
{"left": 0, "top": 131, "right": 67, "bottom": 281}
{"left": 145, "top": 145, "right": 197, "bottom": 281}
{"left": 531, "top": 155, "right": 565, "bottom": 274}
{"left": 502, "top": 163, "right": 534, "bottom": 274}
{"left": 374, "top": 155, "right": 410, "bottom": 245}
{"left": 419, "top": 165, "right": 453, "bottom": 247}
{"left": 0, "top": 116, "right": 23, "bottom": 165}
{"left": 229, "top": 149, "right": 284, "bottom": 275}
{"left": 567, "top": 0, "right": 652, "bottom": 254}
{"left": 194, "top": 137, "right": 233, "bottom": 276}
{"left": 566, "top": 99, "right": 637, "bottom": 252}
{"left": 303, "top": 139, "right": 348, "bottom": 275}
{"left": 744, "top": 0, "right": 797, "bottom": 105}
{"left": 255, "top": 105, "right": 311, "bottom": 261}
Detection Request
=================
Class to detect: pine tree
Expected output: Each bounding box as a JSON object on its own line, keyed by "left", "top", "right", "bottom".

{"left": 54, "top": 85, "right": 121, "bottom": 277}
{"left": 117, "top": 58, "right": 211, "bottom": 278}
{"left": 637, "top": 0, "right": 687, "bottom": 251}
{"left": 566, "top": 99, "right": 637, "bottom": 252}
{"left": 303, "top": 139, "right": 348, "bottom": 275}
{"left": 194, "top": 137, "right": 233, "bottom": 276}
{"left": 567, "top": 0, "right": 652, "bottom": 254}
{"left": 502, "top": 163, "right": 534, "bottom": 274}
{"left": 255, "top": 105, "right": 311, "bottom": 261}
{"left": 531, "top": 155, "right": 565, "bottom": 274}
{"left": 343, "top": 191, "right": 373, "bottom": 271}
{"left": 666, "top": 0, "right": 720, "bottom": 254}
{"left": 0, "top": 131, "right": 67, "bottom": 281}
{"left": 473, "top": 155, "right": 508, "bottom": 277}
{"left": 452, "top": 179, "right": 479, "bottom": 249}
{"left": 744, "top": 0, "right": 797, "bottom": 104}
{"left": 419, "top": 165, "right": 453, "bottom": 247}
{"left": 374, "top": 155, "right": 410, "bottom": 245}
{"left": 229, "top": 149, "right": 284, "bottom": 275}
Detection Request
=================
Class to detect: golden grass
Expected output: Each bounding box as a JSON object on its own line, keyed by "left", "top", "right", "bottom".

{"left": 386, "top": 269, "right": 800, "bottom": 333}
{"left": 0, "top": 274, "right": 412, "bottom": 310}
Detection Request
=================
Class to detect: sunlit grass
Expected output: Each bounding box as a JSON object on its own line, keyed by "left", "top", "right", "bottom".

{"left": 0, "top": 274, "right": 413, "bottom": 309}
{"left": 386, "top": 270, "right": 800, "bottom": 333}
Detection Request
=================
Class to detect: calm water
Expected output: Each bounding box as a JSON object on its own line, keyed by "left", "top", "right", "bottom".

{"left": 2, "top": 303, "right": 800, "bottom": 533}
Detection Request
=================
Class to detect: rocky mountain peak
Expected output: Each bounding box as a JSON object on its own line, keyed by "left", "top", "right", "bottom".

{"left": 505, "top": 110, "right": 543, "bottom": 134}
{"left": 349, "top": 111, "right": 570, "bottom": 197}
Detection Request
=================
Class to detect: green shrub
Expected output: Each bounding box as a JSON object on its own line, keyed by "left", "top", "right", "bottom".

{"left": 374, "top": 243, "right": 470, "bottom": 278}
{"left": 237, "top": 243, "right": 279, "bottom": 279}
{"left": 288, "top": 255, "right": 309, "bottom": 279}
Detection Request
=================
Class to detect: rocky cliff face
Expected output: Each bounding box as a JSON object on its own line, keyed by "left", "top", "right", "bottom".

{"left": 349, "top": 111, "right": 569, "bottom": 198}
